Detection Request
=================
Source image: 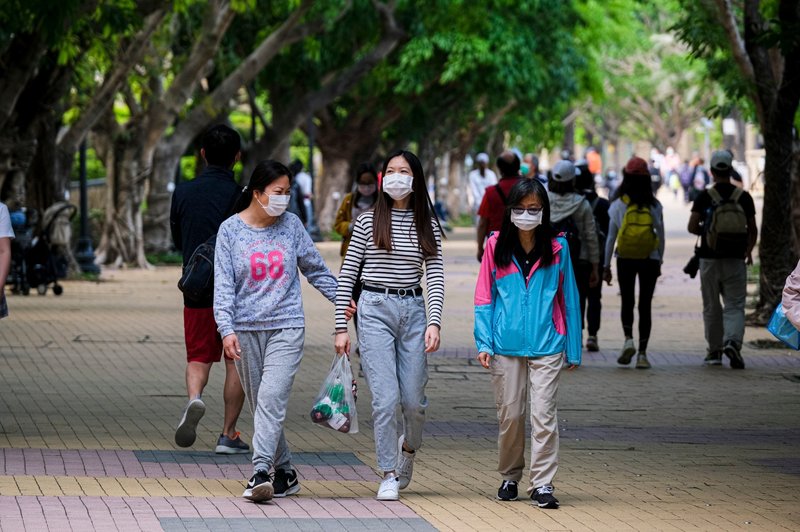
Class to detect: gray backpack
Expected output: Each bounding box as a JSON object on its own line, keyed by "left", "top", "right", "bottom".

{"left": 705, "top": 187, "right": 747, "bottom": 256}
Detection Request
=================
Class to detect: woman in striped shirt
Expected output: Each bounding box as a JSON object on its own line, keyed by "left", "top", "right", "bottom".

{"left": 334, "top": 149, "right": 445, "bottom": 501}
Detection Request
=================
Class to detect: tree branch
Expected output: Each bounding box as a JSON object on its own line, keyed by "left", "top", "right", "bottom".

{"left": 163, "top": 0, "right": 325, "bottom": 150}
{"left": 711, "top": 0, "right": 757, "bottom": 84}
{"left": 145, "top": 0, "right": 235, "bottom": 139}
{"left": 58, "top": 8, "right": 168, "bottom": 154}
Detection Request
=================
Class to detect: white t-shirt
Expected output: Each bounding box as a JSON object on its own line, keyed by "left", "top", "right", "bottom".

{"left": 0, "top": 203, "right": 15, "bottom": 239}
{"left": 469, "top": 168, "right": 498, "bottom": 210}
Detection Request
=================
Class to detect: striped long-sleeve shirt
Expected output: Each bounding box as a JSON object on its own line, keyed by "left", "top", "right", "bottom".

{"left": 334, "top": 208, "right": 444, "bottom": 330}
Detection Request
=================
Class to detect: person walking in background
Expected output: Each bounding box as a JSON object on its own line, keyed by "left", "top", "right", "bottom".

{"left": 603, "top": 157, "right": 665, "bottom": 370}
{"left": 291, "top": 159, "right": 314, "bottom": 227}
{"left": 170, "top": 125, "right": 248, "bottom": 455}
{"left": 688, "top": 150, "right": 757, "bottom": 369}
{"left": 334, "top": 163, "right": 379, "bottom": 261}
{"left": 286, "top": 161, "right": 308, "bottom": 226}
{"left": 474, "top": 178, "right": 581, "bottom": 509}
{"left": 0, "top": 201, "right": 14, "bottom": 319}
{"left": 585, "top": 147, "right": 602, "bottom": 179}
{"left": 334, "top": 149, "right": 444, "bottom": 502}
{"left": 476, "top": 151, "right": 521, "bottom": 262}
{"left": 469, "top": 153, "right": 497, "bottom": 216}
{"left": 547, "top": 160, "right": 600, "bottom": 343}
{"left": 215, "top": 160, "right": 340, "bottom": 502}
{"left": 334, "top": 162, "right": 379, "bottom": 370}
{"left": 575, "top": 159, "right": 610, "bottom": 352}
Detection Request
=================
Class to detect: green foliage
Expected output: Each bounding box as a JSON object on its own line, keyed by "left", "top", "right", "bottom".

{"left": 70, "top": 147, "right": 106, "bottom": 181}
{"left": 146, "top": 252, "right": 184, "bottom": 265}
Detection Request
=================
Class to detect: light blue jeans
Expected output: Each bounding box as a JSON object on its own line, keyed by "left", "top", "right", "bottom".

{"left": 357, "top": 290, "right": 429, "bottom": 472}
{"left": 236, "top": 328, "right": 304, "bottom": 475}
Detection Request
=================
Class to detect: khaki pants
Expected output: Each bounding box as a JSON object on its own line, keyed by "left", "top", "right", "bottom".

{"left": 490, "top": 353, "right": 563, "bottom": 492}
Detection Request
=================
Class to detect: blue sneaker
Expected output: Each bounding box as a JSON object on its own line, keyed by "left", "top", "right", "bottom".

{"left": 215, "top": 432, "right": 250, "bottom": 454}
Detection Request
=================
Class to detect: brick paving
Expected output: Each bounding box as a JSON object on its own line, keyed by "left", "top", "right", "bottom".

{"left": 1, "top": 194, "right": 800, "bottom": 530}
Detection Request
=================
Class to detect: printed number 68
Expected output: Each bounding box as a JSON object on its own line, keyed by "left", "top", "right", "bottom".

{"left": 250, "top": 251, "right": 284, "bottom": 281}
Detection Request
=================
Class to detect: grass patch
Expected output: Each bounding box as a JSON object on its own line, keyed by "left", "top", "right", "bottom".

{"left": 325, "top": 231, "right": 343, "bottom": 242}
{"left": 146, "top": 252, "right": 183, "bottom": 266}
{"left": 747, "top": 261, "right": 760, "bottom": 284}
{"left": 450, "top": 213, "right": 475, "bottom": 228}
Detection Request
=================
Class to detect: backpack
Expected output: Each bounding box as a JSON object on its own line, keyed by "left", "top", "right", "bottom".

{"left": 177, "top": 189, "right": 239, "bottom": 303}
{"left": 178, "top": 235, "right": 217, "bottom": 303}
{"left": 552, "top": 215, "right": 582, "bottom": 265}
{"left": 617, "top": 196, "right": 658, "bottom": 259}
{"left": 705, "top": 186, "right": 748, "bottom": 256}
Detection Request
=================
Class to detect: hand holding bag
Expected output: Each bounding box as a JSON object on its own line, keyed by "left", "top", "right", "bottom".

{"left": 310, "top": 354, "right": 359, "bottom": 433}
{"left": 767, "top": 304, "right": 800, "bottom": 350}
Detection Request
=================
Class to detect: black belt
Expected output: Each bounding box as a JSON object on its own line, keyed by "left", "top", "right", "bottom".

{"left": 361, "top": 284, "right": 422, "bottom": 297}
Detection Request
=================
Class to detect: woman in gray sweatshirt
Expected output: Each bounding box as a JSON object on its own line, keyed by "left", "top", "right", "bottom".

{"left": 214, "top": 160, "right": 338, "bottom": 503}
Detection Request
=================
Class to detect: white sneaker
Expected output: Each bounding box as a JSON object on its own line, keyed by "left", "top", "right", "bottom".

{"left": 376, "top": 474, "right": 400, "bottom": 501}
{"left": 617, "top": 338, "right": 636, "bottom": 365}
{"left": 396, "top": 435, "right": 415, "bottom": 490}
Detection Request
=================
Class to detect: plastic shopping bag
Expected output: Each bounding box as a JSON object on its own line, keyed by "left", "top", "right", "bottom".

{"left": 767, "top": 304, "right": 800, "bottom": 350}
{"left": 310, "top": 354, "right": 359, "bottom": 433}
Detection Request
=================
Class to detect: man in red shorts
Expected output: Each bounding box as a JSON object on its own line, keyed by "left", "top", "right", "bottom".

{"left": 169, "top": 125, "right": 248, "bottom": 454}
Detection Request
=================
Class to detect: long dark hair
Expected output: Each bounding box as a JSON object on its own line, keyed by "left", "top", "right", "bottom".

{"left": 373, "top": 150, "right": 441, "bottom": 258}
{"left": 352, "top": 162, "right": 378, "bottom": 206}
{"left": 614, "top": 170, "right": 655, "bottom": 208}
{"left": 234, "top": 160, "right": 291, "bottom": 213}
{"left": 494, "top": 179, "right": 555, "bottom": 268}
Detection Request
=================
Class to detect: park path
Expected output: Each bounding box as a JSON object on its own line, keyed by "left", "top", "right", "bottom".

{"left": 0, "top": 192, "right": 798, "bottom": 531}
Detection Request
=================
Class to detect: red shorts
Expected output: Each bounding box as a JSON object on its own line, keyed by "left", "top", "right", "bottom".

{"left": 183, "top": 307, "right": 224, "bottom": 364}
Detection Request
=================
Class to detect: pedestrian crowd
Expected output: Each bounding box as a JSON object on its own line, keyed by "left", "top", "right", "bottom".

{"left": 135, "top": 124, "right": 785, "bottom": 511}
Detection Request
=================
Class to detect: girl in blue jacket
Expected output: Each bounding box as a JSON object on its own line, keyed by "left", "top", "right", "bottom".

{"left": 474, "top": 178, "right": 581, "bottom": 509}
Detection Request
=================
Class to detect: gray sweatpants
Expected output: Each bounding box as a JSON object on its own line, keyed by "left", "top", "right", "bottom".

{"left": 357, "top": 290, "right": 428, "bottom": 472}
{"left": 235, "top": 328, "right": 304, "bottom": 475}
{"left": 699, "top": 258, "right": 747, "bottom": 351}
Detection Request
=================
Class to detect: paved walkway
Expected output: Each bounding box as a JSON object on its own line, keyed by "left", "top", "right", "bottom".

{"left": 1, "top": 193, "right": 799, "bottom": 531}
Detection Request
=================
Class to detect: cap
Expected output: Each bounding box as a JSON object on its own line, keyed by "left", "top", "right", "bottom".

{"left": 551, "top": 160, "right": 578, "bottom": 182}
{"left": 710, "top": 150, "right": 732, "bottom": 171}
{"left": 623, "top": 156, "right": 650, "bottom": 176}
{"left": 476, "top": 153, "right": 489, "bottom": 164}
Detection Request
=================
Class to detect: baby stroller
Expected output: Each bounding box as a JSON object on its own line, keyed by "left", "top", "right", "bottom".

{"left": 9, "top": 208, "right": 35, "bottom": 295}
{"left": 15, "top": 202, "right": 76, "bottom": 296}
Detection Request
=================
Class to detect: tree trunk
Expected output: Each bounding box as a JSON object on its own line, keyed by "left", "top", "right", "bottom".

{"left": 446, "top": 149, "right": 467, "bottom": 218}
{"left": 316, "top": 154, "right": 352, "bottom": 233}
{"left": 143, "top": 141, "right": 183, "bottom": 254}
{"left": 754, "top": 120, "right": 798, "bottom": 322}
{"left": 25, "top": 115, "right": 63, "bottom": 212}
{"left": 94, "top": 123, "right": 152, "bottom": 269}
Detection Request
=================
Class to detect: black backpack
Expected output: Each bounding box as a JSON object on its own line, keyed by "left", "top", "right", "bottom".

{"left": 177, "top": 190, "right": 239, "bottom": 303}
{"left": 178, "top": 235, "right": 217, "bottom": 303}
{"left": 552, "top": 215, "right": 582, "bottom": 265}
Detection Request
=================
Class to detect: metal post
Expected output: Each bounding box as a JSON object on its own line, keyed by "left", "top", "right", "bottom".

{"left": 75, "top": 140, "right": 100, "bottom": 274}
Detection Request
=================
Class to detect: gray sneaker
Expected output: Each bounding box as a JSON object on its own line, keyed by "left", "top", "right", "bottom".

{"left": 175, "top": 398, "right": 205, "bottom": 447}
{"left": 215, "top": 432, "right": 250, "bottom": 454}
{"left": 396, "top": 435, "right": 416, "bottom": 490}
{"left": 635, "top": 352, "right": 651, "bottom": 369}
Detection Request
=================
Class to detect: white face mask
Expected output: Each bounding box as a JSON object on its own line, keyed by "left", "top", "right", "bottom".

{"left": 510, "top": 211, "right": 543, "bottom": 231}
{"left": 382, "top": 173, "right": 414, "bottom": 200}
{"left": 258, "top": 194, "right": 290, "bottom": 217}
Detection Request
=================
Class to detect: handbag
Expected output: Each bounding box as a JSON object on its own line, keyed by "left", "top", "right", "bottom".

{"left": 767, "top": 304, "right": 800, "bottom": 350}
